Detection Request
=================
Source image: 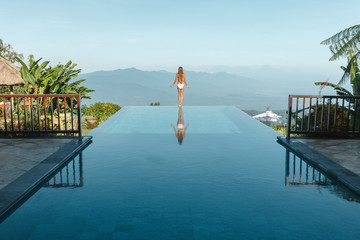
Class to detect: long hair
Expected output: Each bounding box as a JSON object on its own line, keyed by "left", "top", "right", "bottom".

{"left": 178, "top": 66, "right": 183, "bottom": 79}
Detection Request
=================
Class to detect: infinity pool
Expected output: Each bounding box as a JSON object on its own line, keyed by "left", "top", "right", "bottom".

{"left": 1, "top": 106, "right": 360, "bottom": 239}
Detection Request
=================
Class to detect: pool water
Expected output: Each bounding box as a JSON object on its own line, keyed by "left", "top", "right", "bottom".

{"left": 1, "top": 106, "right": 360, "bottom": 240}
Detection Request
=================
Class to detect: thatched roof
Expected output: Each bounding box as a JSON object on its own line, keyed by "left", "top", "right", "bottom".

{"left": 0, "top": 56, "right": 25, "bottom": 86}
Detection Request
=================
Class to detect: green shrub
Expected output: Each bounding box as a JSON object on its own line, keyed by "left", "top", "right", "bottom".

{"left": 81, "top": 104, "right": 90, "bottom": 116}
{"left": 82, "top": 102, "right": 121, "bottom": 122}
{"left": 150, "top": 102, "right": 160, "bottom": 106}
{"left": 296, "top": 103, "right": 352, "bottom": 132}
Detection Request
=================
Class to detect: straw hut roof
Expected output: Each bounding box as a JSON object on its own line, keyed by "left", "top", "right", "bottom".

{"left": 0, "top": 56, "right": 25, "bottom": 86}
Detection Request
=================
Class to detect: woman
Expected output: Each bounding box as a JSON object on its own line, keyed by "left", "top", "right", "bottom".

{"left": 171, "top": 66, "right": 189, "bottom": 107}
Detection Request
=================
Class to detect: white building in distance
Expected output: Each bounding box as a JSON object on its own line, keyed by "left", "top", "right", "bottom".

{"left": 253, "top": 110, "right": 286, "bottom": 126}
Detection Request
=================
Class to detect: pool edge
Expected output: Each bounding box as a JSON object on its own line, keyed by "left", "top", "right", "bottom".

{"left": 277, "top": 136, "right": 360, "bottom": 197}
{"left": 0, "top": 136, "right": 92, "bottom": 223}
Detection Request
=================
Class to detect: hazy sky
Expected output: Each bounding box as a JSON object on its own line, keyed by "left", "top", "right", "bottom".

{"left": 2, "top": 0, "right": 359, "bottom": 74}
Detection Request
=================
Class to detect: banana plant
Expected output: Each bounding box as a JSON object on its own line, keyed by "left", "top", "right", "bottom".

{"left": 17, "top": 55, "right": 51, "bottom": 94}
{"left": 16, "top": 55, "right": 94, "bottom": 116}
{"left": 314, "top": 82, "right": 353, "bottom": 96}
{"left": 16, "top": 56, "right": 93, "bottom": 99}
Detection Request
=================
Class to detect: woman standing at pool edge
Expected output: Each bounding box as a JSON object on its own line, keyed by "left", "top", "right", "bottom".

{"left": 171, "top": 66, "right": 189, "bottom": 107}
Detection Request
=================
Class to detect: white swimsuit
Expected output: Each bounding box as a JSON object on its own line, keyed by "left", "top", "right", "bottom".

{"left": 178, "top": 83, "right": 184, "bottom": 89}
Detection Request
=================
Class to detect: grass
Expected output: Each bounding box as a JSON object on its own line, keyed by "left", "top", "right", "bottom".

{"left": 270, "top": 124, "right": 287, "bottom": 136}
{"left": 82, "top": 128, "right": 92, "bottom": 136}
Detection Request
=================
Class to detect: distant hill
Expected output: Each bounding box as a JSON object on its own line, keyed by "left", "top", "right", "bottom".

{"left": 79, "top": 68, "right": 311, "bottom": 110}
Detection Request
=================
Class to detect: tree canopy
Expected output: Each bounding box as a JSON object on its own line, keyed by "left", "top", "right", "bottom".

{"left": 0, "top": 39, "right": 23, "bottom": 63}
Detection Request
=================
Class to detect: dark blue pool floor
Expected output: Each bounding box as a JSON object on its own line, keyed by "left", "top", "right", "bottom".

{"left": 0, "top": 106, "right": 360, "bottom": 240}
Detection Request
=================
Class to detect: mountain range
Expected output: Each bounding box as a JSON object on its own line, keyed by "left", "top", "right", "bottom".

{"left": 79, "top": 67, "right": 339, "bottom": 110}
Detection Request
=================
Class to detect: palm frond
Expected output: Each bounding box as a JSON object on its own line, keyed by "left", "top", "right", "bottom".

{"left": 329, "top": 33, "right": 360, "bottom": 61}
{"left": 321, "top": 24, "right": 360, "bottom": 45}
{"left": 321, "top": 24, "right": 360, "bottom": 61}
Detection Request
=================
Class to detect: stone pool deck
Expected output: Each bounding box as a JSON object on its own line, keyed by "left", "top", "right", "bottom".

{"left": 277, "top": 137, "right": 360, "bottom": 196}
{"left": 0, "top": 137, "right": 92, "bottom": 223}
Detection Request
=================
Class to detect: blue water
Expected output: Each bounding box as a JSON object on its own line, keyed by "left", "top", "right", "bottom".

{"left": 1, "top": 106, "right": 360, "bottom": 240}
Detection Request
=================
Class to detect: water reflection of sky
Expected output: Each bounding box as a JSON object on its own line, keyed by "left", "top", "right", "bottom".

{"left": 102, "top": 106, "right": 243, "bottom": 134}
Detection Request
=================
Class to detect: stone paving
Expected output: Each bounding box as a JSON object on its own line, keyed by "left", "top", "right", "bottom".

{"left": 298, "top": 138, "right": 360, "bottom": 176}
{"left": 0, "top": 138, "right": 72, "bottom": 190}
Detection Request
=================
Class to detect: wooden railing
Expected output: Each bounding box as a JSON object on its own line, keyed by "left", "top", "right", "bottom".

{"left": 287, "top": 95, "right": 360, "bottom": 139}
{"left": 0, "top": 94, "right": 82, "bottom": 140}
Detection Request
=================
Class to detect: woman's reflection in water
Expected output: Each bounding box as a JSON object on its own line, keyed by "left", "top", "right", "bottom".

{"left": 171, "top": 107, "right": 189, "bottom": 145}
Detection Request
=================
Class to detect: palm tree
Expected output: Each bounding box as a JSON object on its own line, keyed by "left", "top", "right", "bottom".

{"left": 321, "top": 24, "right": 360, "bottom": 96}
{"left": 317, "top": 27, "right": 360, "bottom": 130}
{"left": 338, "top": 50, "right": 360, "bottom": 96}
{"left": 321, "top": 24, "right": 360, "bottom": 61}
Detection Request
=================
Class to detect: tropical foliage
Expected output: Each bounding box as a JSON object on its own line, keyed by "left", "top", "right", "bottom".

{"left": 339, "top": 50, "right": 360, "bottom": 95}
{"left": 314, "top": 82, "right": 353, "bottom": 96}
{"left": 17, "top": 55, "right": 94, "bottom": 99}
{"left": 321, "top": 24, "right": 360, "bottom": 61}
{"left": 318, "top": 24, "right": 360, "bottom": 96}
{"left": 299, "top": 103, "right": 349, "bottom": 132}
